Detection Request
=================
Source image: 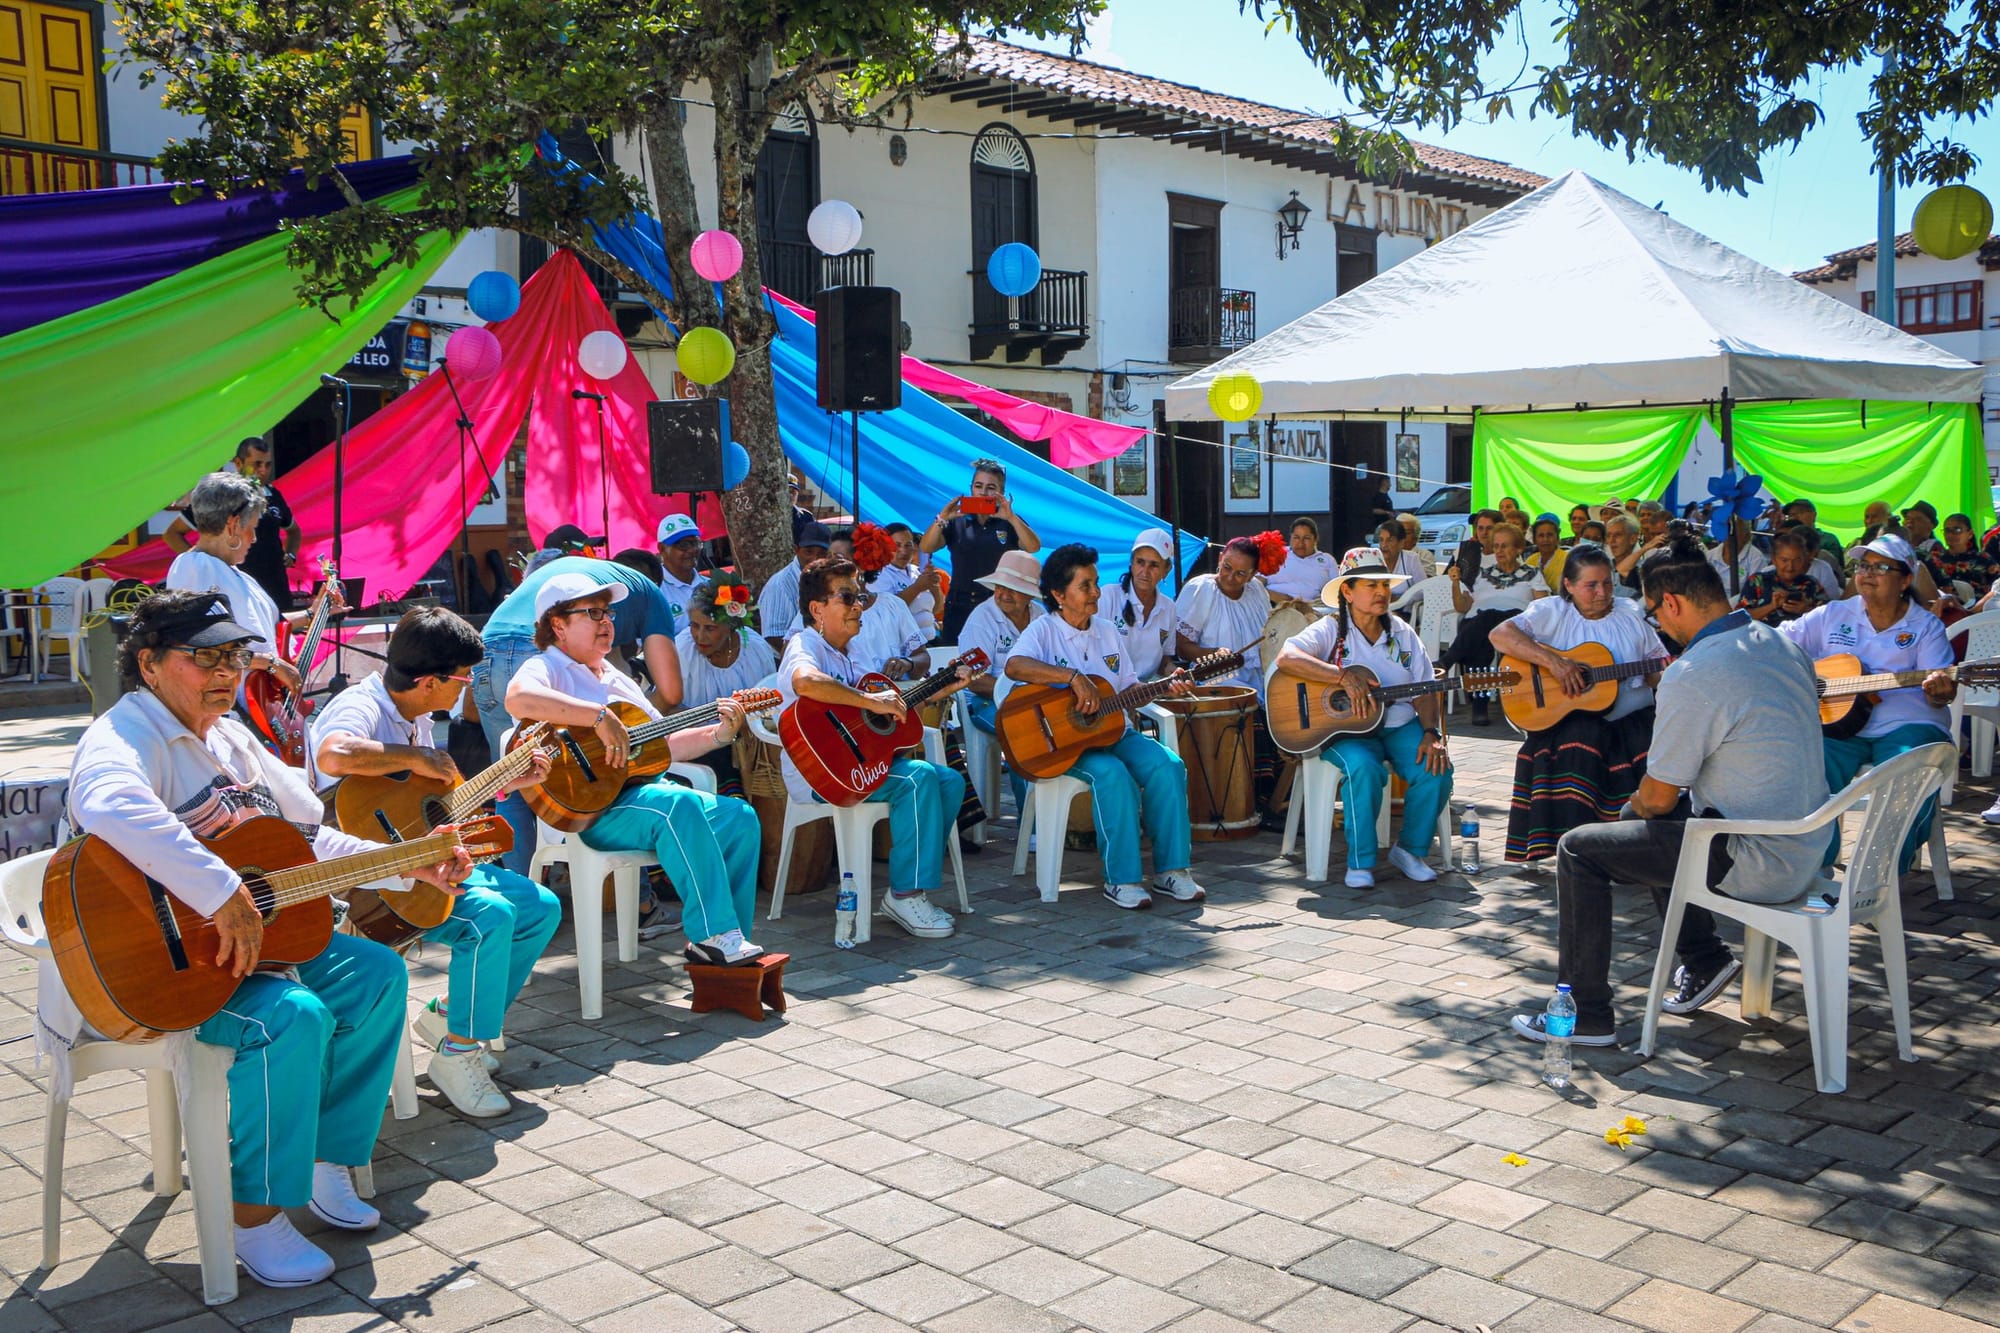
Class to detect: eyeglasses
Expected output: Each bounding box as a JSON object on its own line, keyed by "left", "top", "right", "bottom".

{"left": 434, "top": 672, "right": 474, "bottom": 685}
{"left": 1946, "top": 526, "right": 1971, "bottom": 535}
{"left": 171, "top": 646, "right": 255, "bottom": 671}
{"left": 560, "top": 606, "right": 615, "bottom": 622}
{"left": 1854, "top": 561, "right": 1906, "bottom": 576}
{"left": 825, "top": 589, "right": 875, "bottom": 607}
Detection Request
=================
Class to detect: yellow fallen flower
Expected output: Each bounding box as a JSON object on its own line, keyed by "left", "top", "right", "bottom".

{"left": 1501, "top": 1152, "right": 1530, "bottom": 1168}
{"left": 1605, "top": 1126, "right": 1634, "bottom": 1150}
{"left": 1619, "top": 1115, "right": 1649, "bottom": 1136}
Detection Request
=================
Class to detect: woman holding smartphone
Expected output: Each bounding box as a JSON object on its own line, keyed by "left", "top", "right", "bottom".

{"left": 921, "top": 457, "right": 1042, "bottom": 642}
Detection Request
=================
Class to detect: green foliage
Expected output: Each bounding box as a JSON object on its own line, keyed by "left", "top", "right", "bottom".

{"left": 1254, "top": 0, "right": 1998, "bottom": 194}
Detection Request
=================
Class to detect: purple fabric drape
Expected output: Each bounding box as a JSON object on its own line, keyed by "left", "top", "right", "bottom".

{"left": 0, "top": 157, "right": 421, "bottom": 338}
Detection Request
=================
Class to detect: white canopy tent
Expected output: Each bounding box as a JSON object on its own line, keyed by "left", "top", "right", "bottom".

{"left": 1165, "top": 170, "right": 1984, "bottom": 419}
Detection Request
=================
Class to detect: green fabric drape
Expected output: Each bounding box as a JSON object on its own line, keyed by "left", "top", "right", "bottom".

{"left": 1472, "top": 407, "right": 1701, "bottom": 523}
{"left": 1728, "top": 400, "right": 1993, "bottom": 540}
{"left": 0, "top": 193, "right": 450, "bottom": 585}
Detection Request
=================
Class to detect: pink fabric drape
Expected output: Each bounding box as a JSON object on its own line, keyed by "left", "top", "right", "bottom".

{"left": 104, "top": 252, "right": 719, "bottom": 595}
{"left": 767, "top": 291, "right": 1144, "bottom": 469}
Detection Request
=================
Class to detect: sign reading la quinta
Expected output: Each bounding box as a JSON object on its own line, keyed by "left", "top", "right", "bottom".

{"left": 1326, "top": 182, "right": 1473, "bottom": 242}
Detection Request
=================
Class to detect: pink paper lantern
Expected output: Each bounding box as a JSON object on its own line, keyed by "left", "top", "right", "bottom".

{"left": 444, "top": 325, "right": 503, "bottom": 380}
{"left": 690, "top": 229, "right": 744, "bottom": 282}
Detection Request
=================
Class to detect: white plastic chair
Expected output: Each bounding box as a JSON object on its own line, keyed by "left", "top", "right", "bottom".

{"left": 0, "top": 851, "right": 238, "bottom": 1306}
{"left": 36, "top": 577, "right": 87, "bottom": 681}
{"left": 1010, "top": 707, "right": 1180, "bottom": 903}
{"left": 1947, "top": 609, "right": 2000, "bottom": 778}
{"left": 1410, "top": 576, "right": 1464, "bottom": 712}
{"left": 754, "top": 711, "right": 968, "bottom": 943}
{"left": 955, "top": 690, "right": 1005, "bottom": 847}
{"left": 82, "top": 576, "right": 116, "bottom": 614}
{"left": 1639, "top": 743, "right": 1953, "bottom": 1095}
{"left": 1281, "top": 750, "right": 1455, "bottom": 882}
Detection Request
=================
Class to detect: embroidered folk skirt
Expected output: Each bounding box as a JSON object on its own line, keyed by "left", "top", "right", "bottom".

{"left": 1505, "top": 706, "right": 1654, "bottom": 863}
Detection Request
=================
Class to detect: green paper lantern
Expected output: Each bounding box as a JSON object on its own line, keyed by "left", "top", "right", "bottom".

{"left": 1912, "top": 184, "right": 1993, "bottom": 261}
{"left": 1208, "top": 372, "right": 1262, "bottom": 423}
{"left": 677, "top": 326, "right": 736, "bottom": 385}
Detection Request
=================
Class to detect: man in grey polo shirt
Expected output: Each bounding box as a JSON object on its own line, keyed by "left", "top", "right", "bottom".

{"left": 1513, "top": 535, "right": 1831, "bottom": 1046}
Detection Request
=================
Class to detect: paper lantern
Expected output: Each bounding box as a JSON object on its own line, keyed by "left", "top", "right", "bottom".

{"left": 1913, "top": 184, "right": 1994, "bottom": 261}
{"left": 1207, "top": 372, "right": 1262, "bottom": 422}
{"left": 444, "top": 325, "right": 502, "bottom": 380}
{"left": 690, "top": 229, "right": 744, "bottom": 282}
{"left": 986, "top": 242, "right": 1042, "bottom": 297}
{"left": 676, "top": 327, "right": 736, "bottom": 385}
{"left": 722, "top": 441, "right": 751, "bottom": 490}
{"left": 466, "top": 270, "right": 521, "bottom": 322}
{"left": 577, "top": 329, "right": 629, "bottom": 380}
{"left": 807, "top": 199, "right": 864, "bottom": 255}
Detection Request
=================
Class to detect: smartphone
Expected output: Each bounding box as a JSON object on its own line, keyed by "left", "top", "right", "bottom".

{"left": 960, "top": 495, "right": 997, "bottom": 516}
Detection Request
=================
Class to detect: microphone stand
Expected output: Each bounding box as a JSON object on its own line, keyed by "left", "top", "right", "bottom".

{"left": 438, "top": 358, "right": 500, "bottom": 611}
{"left": 323, "top": 375, "right": 353, "bottom": 694}
{"left": 574, "top": 389, "right": 612, "bottom": 548}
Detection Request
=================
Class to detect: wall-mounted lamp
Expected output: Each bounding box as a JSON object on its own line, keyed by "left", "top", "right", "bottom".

{"left": 1276, "top": 190, "right": 1310, "bottom": 261}
{"left": 889, "top": 135, "right": 908, "bottom": 167}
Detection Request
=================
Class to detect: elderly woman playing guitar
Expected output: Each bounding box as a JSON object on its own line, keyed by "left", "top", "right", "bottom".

{"left": 1487, "top": 544, "right": 1669, "bottom": 863}
{"left": 1272, "top": 547, "right": 1453, "bottom": 889}
{"left": 1002, "top": 543, "right": 1206, "bottom": 912}
{"left": 505, "top": 570, "right": 762, "bottom": 967}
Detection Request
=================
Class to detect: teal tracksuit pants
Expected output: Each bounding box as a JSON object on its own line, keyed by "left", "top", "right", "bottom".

{"left": 1072, "top": 731, "right": 1191, "bottom": 886}
{"left": 421, "top": 865, "right": 561, "bottom": 1041}
{"left": 817, "top": 756, "right": 965, "bottom": 896}
{"left": 580, "top": 781, "right": 761, "bottom": 941}
{"left": 965, "top": 694, "right": 1027, "bottom": 821}
{"left": 194, "top": 932, "right": 406, "bottom": 1207}
{"left": 1322, "top": 719, "right": 1454, "bottom": 869}
{"left": 1821, "top": 723, "right": 1947, "bottom": 868}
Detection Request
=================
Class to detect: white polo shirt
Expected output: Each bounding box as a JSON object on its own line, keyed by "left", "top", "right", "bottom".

{"left": 1265, "top": 549, "right": 1339, "bottom": 601}
{"left": 776, "top": 628, "right": 866, "bottom": 803}
{"left": 658, "top": 568, "right": 705, "bottom": 621}
{"left": 165, "top": 549, "right": 281, "bottom": 656}
{"left": 958, "top": 597, "right": 1045, "bottom": 683}
{"left": 304, "top": 671, "right": 426, "bottom": 792}
{"left": 1507, "top": 596, "right": 1667, "bottom": 720}
{"left": 997, "top": 613, "right": 1135, "bottom": 711}
{"left": 1780, "top": 596, "right": 1952, "bottom": 739}
{"left": 1098, "top": 580, "right": 1178, "bottom": 680}
{"left": 509, "top": 647, "right": 660, "bottom": 722}
{"left": 1284, "top": 613, "right": 1434, "bottom": 731}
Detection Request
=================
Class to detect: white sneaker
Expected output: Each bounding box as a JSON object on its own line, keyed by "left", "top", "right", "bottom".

{"left": 236, "top": 1212, "right": 336, "bottom": 1288}
{"left": 1151, "top": 870, "right": 1206, "bottom": 902}
{"left": 412, "top": 1002, "right": 497, "bottom": 1072}
{"left": 307, "top": 1162, "right": 380, "bottom": 1231}
{"left": 684, "top": 929, "right": 765, "bottom": 966}
{"left": 428, "top": 1046, "right": 512, "bottom": 1117}
{"left": 1344, "top": 867, "right": 1376, "bottom": 888}
{"left": 1982, "top": 797, "right": 2000, "bottom": 826}
{"left": 1388, "top": 846, "right": 1439, "bottom": 883}
{"left": 881, "top": 892, "right": 955, "bottom": 939}
{"left": 1103, "top": 882, "right": 1153, "bottom": 910}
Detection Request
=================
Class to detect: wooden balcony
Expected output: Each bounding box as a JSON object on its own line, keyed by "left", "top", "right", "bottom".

{"left": 1169, "top": 286, "right": 1256, "bottom": 363}
{"left": 762, "top": 239, "right": 875, "bottom": 304}
{"left": 970, "top": 267, "right": 1089, "bottom": 364}
{"left": 0, "top": 140, "right": 158, "bottom": 196}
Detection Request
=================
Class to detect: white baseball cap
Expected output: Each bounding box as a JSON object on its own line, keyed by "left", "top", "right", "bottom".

{"left": 1132, "top": 527, "right": 1174, "bottom": 561}
{"left": 533, "top": 571, "right": 630, "bottom": 621}
{"left": 656, "top": 513, "right": 700, "bottom": 545}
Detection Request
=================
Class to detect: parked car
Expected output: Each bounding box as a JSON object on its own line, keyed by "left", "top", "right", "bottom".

{"left": 1413, "top": 484, "right": 1472, "bottom": 548}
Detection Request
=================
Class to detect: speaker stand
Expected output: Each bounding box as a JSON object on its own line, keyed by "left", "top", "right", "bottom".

{"left": 438, "top": 359, "right": 501, "bottom": 609}
{"left": 586, "top": 393, "right": 612, "bottom": 545}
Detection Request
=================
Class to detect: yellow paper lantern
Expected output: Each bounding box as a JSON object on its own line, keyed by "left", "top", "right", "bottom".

{"left": 676, "top": 326, "right": 736, "bottom": 385}
{"left": 1912, "top": 184, "right": 1993, "bottom": 261}
{"left": 1207, "top": 372, "right": 1262, "bottom": 423}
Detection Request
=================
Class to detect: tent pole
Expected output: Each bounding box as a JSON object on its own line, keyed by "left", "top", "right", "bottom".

{"left": 1874, "top": 49, "right": 1898, "bottom": 325}
{"left": 1166, "top": 419, "right": 1184, "bottom": 586}
{"left": 850, "top": 409, "right": 861, "bottom": 518}
{"left": 1721, "top": 389, "right": 1740, "bottom": 597}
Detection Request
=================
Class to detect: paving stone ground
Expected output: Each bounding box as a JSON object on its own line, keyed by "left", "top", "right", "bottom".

{"left": 5, "top": 710, "right": 2000, "bottom": 1332}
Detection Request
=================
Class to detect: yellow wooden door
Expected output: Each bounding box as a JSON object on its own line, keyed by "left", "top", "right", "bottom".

{"left": 0, "top": 0, "right": 100, "bottom": 193}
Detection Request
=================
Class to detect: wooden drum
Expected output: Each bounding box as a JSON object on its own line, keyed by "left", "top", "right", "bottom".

{"left": 1157, "top": 685, "right": 1260, "bottom": 841}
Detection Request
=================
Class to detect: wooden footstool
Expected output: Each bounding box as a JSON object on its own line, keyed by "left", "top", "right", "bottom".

{"left": 687, "top": 952, "right": 790, "bottom": 1022}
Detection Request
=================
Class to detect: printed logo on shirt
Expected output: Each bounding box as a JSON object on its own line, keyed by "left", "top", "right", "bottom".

{"left": 1826, "top": 623, "right": 1859, "bottom": 649}
{"left": 172, "top": 777, "right": 298, "bottom": 838}
{"left": 1895, "top": 631, "right": 1915, "bottom": 648}
{"left": 1104, "top": 653, "right": 1121, "bottom": 674}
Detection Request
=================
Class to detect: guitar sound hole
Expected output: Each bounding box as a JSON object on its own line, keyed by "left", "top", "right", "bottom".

{"left": 1327, "top": 691, "right": 1352, "bottom": 718}
{"left": 864, "top": 713, "right": 898, "bottom": 736}
{"left": 1070, "top": 710, "right": 1103, "bottom": 732}
{"left": 242, "top": 870, "right": 279, "bottom": 922}
{"left": 421, "top": 796, "right": 453, "bottom": 827}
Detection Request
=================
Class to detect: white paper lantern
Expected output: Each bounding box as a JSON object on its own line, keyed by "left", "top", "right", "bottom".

{"left": 807, "top": 199, "right": 864, "bottom": 256}
{"left": 577, "top": 329, "right": 629, "bottom": 381}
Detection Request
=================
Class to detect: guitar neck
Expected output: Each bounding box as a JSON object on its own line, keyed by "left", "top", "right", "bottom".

{"left": 1830, "top": 667, "right": 1944, "bottom": 695}
{"left": 255, "top": 830, "right": 460, "bottom": 911}
{"left": 627, "top": 701, "right": 726, "bottom": 744}
{"left": 1589, "top": 657, "right": 1667, "bottom": 685}
{"left": 1373, "top": 678, "right": 1454, "bottom": 703}
{"left": 901, "top": 664, "right": 966, "bottom": 710}
{"left": 1105, "top": 654, "right": 1239, "bottom": 712}
{"left": 289, "top": 588, "right": 336, "bottom": 673}
{"left": 447, "top": 742, "right": 541, "bottom": 821}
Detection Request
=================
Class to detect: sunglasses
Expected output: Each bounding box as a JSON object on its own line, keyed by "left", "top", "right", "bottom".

{"left": 172, "top": 646, "right": 255, "bottom": 671}
{"left": 1855, "top": 561, "right": 1906, "bottom": 576}
{"left": 825, "top": 589, "right": 875, "bottom": 607}
{"left": 434, "top": 672, "right": 474, "bottom": 685}
{"left": 560, "top": 606, "right": 615, "bottom": 622}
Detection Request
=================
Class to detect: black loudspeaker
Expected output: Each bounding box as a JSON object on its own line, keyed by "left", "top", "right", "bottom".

{"left": 816, "top": 285, "right": 902, "bottom": 412}
{"left": 648, "top": 399, "right": 725, "bottom": 493}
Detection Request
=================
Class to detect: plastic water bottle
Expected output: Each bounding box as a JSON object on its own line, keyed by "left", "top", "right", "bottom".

{"left": 833, "top": 873, "right": 858, "bottom": 950}
{"left": 1458, "top": 806, "right": 1481, "bottom": 874}
{"left": 1542, "top": 984, "right": 1576, "bottom": 1089}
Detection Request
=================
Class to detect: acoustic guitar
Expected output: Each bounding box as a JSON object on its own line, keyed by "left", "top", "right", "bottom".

{"left": 1496, "top": 640, "right": 1671, "bottom": 733}
{"left": 244, "top": 557, "right": 341, "bottom": 766}
{"left": 42, "top": 815, "right": 508, "bottom": 1042}
{"left": 781, "top": 649, "right": 990, "bottom": 805}
{"left": 332, "top": 723, "right": 554, "bottom": 948}
{"left": 1813, "top": 654, "right": 2000, "bottom": 739}
{"left": 996, "top": 645, "right": 1247, "bottom": 781}
{"left": 517, "top": 688, "right": 783, "bottom": 832}
{"left": 1266, "top": 664, "right": 1520, "bottom": 754}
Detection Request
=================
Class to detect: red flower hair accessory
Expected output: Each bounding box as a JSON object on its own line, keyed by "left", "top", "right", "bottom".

{"left": 1253, "top": 530, "right": 1287, "bottom": 577}
{"left": 851, "top": 521, "right": 896, "bottom": 575}
{"left": 706, "top": 575, "right": 753, "bottom": 621}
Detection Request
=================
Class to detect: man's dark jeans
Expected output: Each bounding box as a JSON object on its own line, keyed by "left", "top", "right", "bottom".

{"left": 1557, "top": 815, "right": 1738, "bottom": 1030}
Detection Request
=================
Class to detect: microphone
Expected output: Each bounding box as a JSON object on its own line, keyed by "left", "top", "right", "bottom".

{"left": 320, "top": 372, "right": 351, "bottom": 387}
{"left": 572, "top": 389, "right": 606, "bottom": 401}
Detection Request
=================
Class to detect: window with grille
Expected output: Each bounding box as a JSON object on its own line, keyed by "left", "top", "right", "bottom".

{"left": 1861, "top": 279, "right": 1983, "bottom": 334}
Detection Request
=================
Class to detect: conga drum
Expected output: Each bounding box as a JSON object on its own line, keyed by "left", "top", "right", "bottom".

{"left": 1156, "top": 685, "right": 1260, "bottom": 841}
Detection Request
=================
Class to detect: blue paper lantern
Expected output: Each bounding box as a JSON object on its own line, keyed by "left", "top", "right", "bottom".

{"left": 986, "top": 242, "right": 1042, "bottom": 298}
{"left": 1704, "top": 469, "right": 1765, "bottom": 541}
{"left": 722, "top": 441, "right": 751, "bottom": 491}
{"left": 466, "top": 270, "right": 521, "bottom": 322}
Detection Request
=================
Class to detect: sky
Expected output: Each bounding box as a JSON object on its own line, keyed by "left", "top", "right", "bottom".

{"left": 1021, "top": 0, "right": 1997, "bottom": 275}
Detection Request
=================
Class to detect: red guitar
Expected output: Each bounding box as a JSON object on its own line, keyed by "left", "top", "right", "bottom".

{"left": 244, "top": 558, "right": 341, "bottom": 766}
{"left": 780, "top": 649, "right": 988, "bottom": 805}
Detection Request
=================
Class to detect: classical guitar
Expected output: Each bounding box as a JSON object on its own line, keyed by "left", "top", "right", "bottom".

{"left": 781, "top": 649, "right": 990, "bottom": 805}
{"left": 518, "top": 689, "right": 783, "bottom": 832}
{"left": 41, "top": 815, "right": 508, "bottom": 1042}
{"left": 1813, "top": 654, "right": 2000, "bottom": 740}
{"left": 996, "top": 645, "right": 1248, "bottom": 782}
{"left": 333, "top": 724, "right": 553, "bottom": 948}
{"left": 245, "top": 557, "right": 341, "bottom": 766}
{"left": 1496, "top": 640, "right": 1671, "bottom": 733}
{"left": 1266, "top": 664, "right": 1521, "bottom": 754}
